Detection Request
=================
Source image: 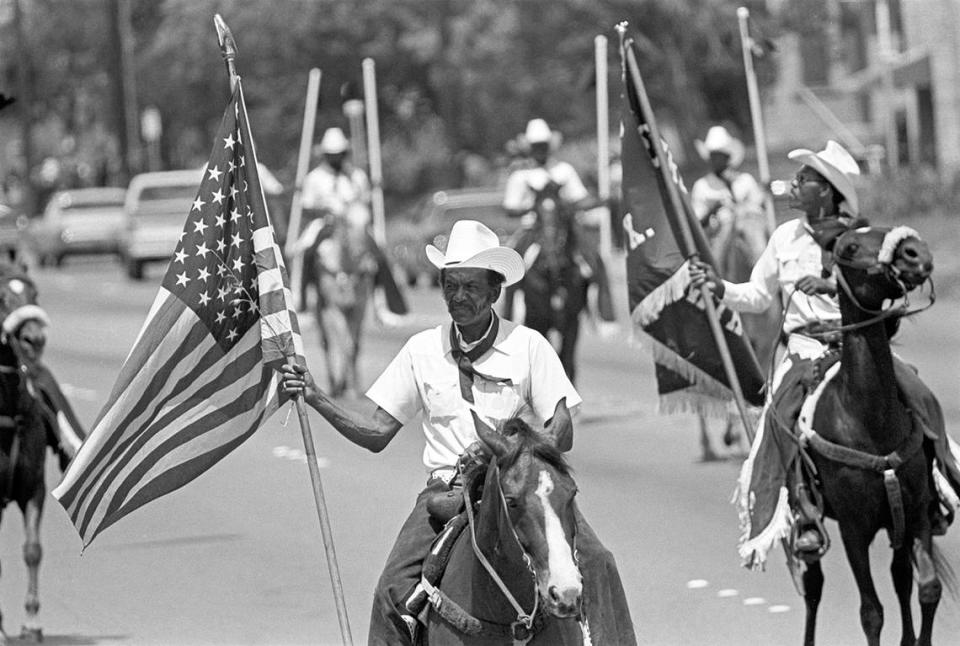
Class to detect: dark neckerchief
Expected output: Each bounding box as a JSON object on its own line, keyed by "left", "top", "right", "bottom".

{"left": 449, "top": 314, "right": 507, "bottom": 403}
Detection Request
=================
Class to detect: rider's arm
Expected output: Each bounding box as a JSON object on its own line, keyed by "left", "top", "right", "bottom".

{"left": 503, "top": 170, "right": 533, "bottom": 216}
{"left": 719, "top": 228, "right": 781, "bottom": 312}
{"left": 279, "top": 364, "right": 402, "bottom": 452}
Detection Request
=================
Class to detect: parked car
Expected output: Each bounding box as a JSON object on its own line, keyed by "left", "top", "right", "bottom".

{"left": 119, "top": 169, "right": 203, "bottom": 280}
{"left": 386, "top": 188, "right": 520, "bottom": 287}
{"left": 23, "top": 187, "right": 127, "bottom": 266}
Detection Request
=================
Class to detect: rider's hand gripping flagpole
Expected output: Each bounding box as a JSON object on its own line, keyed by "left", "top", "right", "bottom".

{"left": 619, "top": 25, "right": 756, "bottom": 444}
{"left": 737, "top": 7, "right": 778, "bottom": 238}
{"left": 214, "top": 15, "right": 354, "bottom": 646}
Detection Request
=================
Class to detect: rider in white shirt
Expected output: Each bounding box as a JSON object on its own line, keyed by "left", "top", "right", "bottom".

{"left": 296, "top": 127, "right": 406, "bottom": 316}
{"left": 690, "top": 125, "right": 768, "bottom": 269}
{"left": 501, "top": 118, "right": 613, "bottom": 322}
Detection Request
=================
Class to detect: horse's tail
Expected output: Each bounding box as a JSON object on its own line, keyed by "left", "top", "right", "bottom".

{"left": 932, "top": 541, "right": 959, "bottom": 601}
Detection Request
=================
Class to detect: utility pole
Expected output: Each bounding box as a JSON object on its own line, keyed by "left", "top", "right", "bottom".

{"left": 112, "top": 0, "right": 140, "bottom": 180}
{"left": 12, "top": 0, "right": 34, "bottom": 216}
{"left": 876, "top": 0, "right": 899, "bottom": 170}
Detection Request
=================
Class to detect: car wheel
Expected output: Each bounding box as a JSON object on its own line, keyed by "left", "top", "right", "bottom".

{"left": 53, "top": 254, "right": 64, "bottom": 268}
{"left": 127, "top": 258, "right": 144, "bottom": 280}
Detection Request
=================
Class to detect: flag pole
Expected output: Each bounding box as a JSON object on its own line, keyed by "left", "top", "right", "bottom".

{"left": 286, "top": 68, "right": 323, "bottom": 311}
{"left": 362, "top": 58, "right": 386, "bottom": 246}
{"left": 214, "top": 15, "right": 354, "bottom": 645}
{"left": 595, "top": 34, "right": 612, "bottom": 260}
{"left": 737, "top": 7, "right": 777, "bottom": 237}
{"left": 620, "top": 31, "right": 755, "bottom": 443}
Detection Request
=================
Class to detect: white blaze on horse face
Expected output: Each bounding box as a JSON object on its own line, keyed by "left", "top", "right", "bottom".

{"left": 535, "top": 470, "right": 582, "bottom": 594}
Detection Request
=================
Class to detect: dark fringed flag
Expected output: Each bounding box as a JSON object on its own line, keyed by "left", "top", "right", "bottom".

{"left": 53, "top": 80, "right": 303, "bottom": 548}
{"left": 619, "top": 36, "right": 765, "bottom": 415}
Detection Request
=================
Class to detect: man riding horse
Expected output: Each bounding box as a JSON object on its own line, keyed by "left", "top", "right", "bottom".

{"left": 690, "top": 141, "right": 960, "bottom": 569}
{"left": 295, "top": 127, "right": 406, "bottom": 318}
{"left": 280, "top": 220, "right": 636, "bottom": 644}
{"left": 501, "top": 118, "right": 614, "bottom": 327}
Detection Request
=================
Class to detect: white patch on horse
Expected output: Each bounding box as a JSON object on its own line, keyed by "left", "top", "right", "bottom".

{"left": 536, "top": 470, "right": 581, "bottom": 591}
{"left": 8, "top": 279, "right": 24, "bottom": 294}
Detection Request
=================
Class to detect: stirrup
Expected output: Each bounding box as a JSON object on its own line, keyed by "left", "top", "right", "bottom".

{"left": 790, "top": 515, "right": 830, "bottom": 564}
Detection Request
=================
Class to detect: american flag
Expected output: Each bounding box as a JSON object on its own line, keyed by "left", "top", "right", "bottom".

{"left": 52, "top": 81, "right": 303, "bottom": 548}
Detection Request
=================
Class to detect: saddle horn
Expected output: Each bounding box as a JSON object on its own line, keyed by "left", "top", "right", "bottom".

{"left": 471, "top": 410, "right": 510, "bottom": 458}
{"left": 544, "top": 397, "right": 573, "bottom": 452}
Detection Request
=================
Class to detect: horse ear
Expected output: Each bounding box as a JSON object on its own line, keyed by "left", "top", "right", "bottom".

{"left": 544, "top": 397, "right": 573, "bottom": 452}
{"left": 471, "top": 410, "right": 509, "bottom": 458}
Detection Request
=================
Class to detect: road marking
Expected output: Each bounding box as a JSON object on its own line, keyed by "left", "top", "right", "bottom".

{"left": 273, "top": 445, "right": 329, "bottom": 467}
{"left": 61, "top": 383, "right": 99, "bottom": 401}
{"left": 743, "top": 597, "right": 766, "bottom": 606}
{"left": 686, "top": 579, "right": 709, "bottom": 589}
{"left": 768, "top": 605, "right": 791, "bottom": 613}
{"left": 716, "top": 589, "right": 739, "bottom": 598}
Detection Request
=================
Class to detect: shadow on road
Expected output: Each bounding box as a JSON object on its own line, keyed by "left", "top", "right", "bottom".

{"left": 26, "top": 635, "right": 128, "bottom": 645}
{"left": 99, "top": 532, "right": 244, "bottom": 552}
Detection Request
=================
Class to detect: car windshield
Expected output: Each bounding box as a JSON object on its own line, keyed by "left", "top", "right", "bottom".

{"left": 133, "top": 184, "right": 198, "bottom": 215}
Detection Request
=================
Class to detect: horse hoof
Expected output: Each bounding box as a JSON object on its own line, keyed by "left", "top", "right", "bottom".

{"left": 20, "top": 626, "right": 42, "bottom": 642}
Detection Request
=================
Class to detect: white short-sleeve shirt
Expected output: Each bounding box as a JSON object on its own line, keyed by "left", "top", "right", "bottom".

{"left": 502, "top": 161, "right": 590, "bottom": 212}
{"left": 365, "top": 318, "right": 582, "bottom": 472}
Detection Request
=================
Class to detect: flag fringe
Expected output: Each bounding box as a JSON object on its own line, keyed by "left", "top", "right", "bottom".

{"left": 657, "top": 390, "right": 730, "bottom": 420}
{"left": 735, "top": 484, "right": 792, "bottom": 570}
{"left": 641, "top": 333, "right": 732, "bottom": 401}
{"left": 630, "top": 260, "right": 691, "bottom": 328}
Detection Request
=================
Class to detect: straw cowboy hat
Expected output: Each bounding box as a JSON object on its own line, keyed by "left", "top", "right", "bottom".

{"left": 426, "top": 220, "right": 525, "bottom": 286}
{"left": 318, "top": 127, "right": 350, "bottom": 154}
{"left": 788, "top": 140, "right": 861, "bottom": 217}
{"left": 694, "top": 125, "right": 745, "bottom": 168}
{"left": 519, "top": 118, "right": 562, "bottom": 152}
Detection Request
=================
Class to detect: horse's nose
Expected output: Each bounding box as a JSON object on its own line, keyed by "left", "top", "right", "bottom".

{"left": 547, "top": 584, "right": 582, "bottom": 617}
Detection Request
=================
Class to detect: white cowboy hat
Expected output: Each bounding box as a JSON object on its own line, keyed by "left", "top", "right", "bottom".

{"left": 788, "top": 140, "right": 861, "bottom": 217}
{"left": 694, "top": 125, "right": 745, "bottom": 168}
{"left": 425, "top": 220, "right": 524, "bottom": 286}
{"left": 520, "top": 118, "right": 562, "bottom": 152}
{"left": 318, "top": 127, "right": 349, "bottom": 154}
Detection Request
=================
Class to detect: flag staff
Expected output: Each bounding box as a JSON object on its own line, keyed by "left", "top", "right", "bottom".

{"left": 362, "top": 58, "right": 386, "bottom": 246}
{"left": 214, "top": 15, "right": 354, "bottom": 645}
{"left": 595, "top": 34, "right": 612, "bottom": 260}
{"left": 737, "top": 7, "right": 778, "bottom": 236}
{"left": 618, "top": 25, "right": 755, "bottom": 443}
{"left": 286, "top": 68, "right": 323, "bottom": 310}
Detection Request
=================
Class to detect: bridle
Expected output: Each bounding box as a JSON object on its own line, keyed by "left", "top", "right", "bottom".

{"left": 829, "top": 226, "right": 935, "bottom": 332}
{"left": 438, "top": 459, "right": 582, "bottom": 642}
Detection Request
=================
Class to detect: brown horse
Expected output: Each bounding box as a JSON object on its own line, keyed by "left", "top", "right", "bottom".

{"left": 516, "top": 181, "right": 594, "bottom": 384}
{"left": 799, "top": 225, "right": 954, "bottom": 646}
{"left": 308, "top": 202, "right": 379, "bottom": 398}
{"left": 0, "top": 266, "right": 51, "bottom": 643}
{"left": 699, "top": 212, "right": 778, "bottom": 460}
{"left": 423, "top": 407, "right": 585, "bottom": 644}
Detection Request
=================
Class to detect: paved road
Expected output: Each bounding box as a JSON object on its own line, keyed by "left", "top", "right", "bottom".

{"left": 0, "top": 258, "right": 956, "bottom": 645}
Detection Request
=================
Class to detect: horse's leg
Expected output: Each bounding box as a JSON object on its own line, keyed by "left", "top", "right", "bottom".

{"left": 20, "top": 496, "right": 42, "bottom": 642}
{"left": 0, "top": 506, "right": 6, "bottom": 644}
{"left": 698, "top": 415, "right": 720, "bottom": 462}
{"left": 890, "top": 543, "right": 916, "bottom": 646}
{"left": 913, "top": 536, "right": 942, "bottom": 646}
{"left": 557, "top": 312, "right": 580, "bottom": 384}
{"left": 839, "top": 525, "right": 884, "bottom": 646}
{"left": 801, "top": 559, "right": 824, "bottom": 646}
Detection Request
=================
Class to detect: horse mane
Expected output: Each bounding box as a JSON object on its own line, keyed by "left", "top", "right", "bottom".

{"left": 497, "top": 417, "right": 571, "bottom": 476}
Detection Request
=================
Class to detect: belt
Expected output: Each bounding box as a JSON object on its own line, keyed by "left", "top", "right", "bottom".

{"left": 429, "top": 467, "right": 457, "bottom": 485}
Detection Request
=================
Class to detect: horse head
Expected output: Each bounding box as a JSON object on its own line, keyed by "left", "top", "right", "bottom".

{"left": 529, "top": 178, "right": 576, "bottom": 262}
{"left": 833, "top": 225, "right": 933, "bottom": 311}
{"left": 0, "top": 265, "right": 48, "bottom": 369}
{"left": 470, "top": 400, "right": 582, "bottom": 619}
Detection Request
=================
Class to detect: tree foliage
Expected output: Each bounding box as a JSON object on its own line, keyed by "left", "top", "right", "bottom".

{"left": 0, "top": 0, "right": 779, "bottom": 206}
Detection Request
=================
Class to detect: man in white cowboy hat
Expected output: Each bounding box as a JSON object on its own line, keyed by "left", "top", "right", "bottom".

{"left": 279, "top": 219, "right": 637, "bottom": 645}
{"left": 501, "top": 118, "right": 615, "bottom": 324}
{"left": 691, "top": 125, "right": 768, "bottom": 268}
{"left": 690, "top": 141, "right": 957, "bottom": 569}
{"left": 294, "top": 127, "right": 407, "bottom": 316}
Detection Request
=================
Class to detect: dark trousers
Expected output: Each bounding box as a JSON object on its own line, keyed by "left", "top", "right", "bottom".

{"left": 368, "top": 479, "right": 637, "bottom": 645}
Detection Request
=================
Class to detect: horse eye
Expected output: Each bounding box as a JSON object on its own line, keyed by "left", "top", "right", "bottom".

{"left": 504, "top": 496, "right": 520, "bottom": 508}
{"left": 840, "top": 242, "right": 859, "bottom": 257}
